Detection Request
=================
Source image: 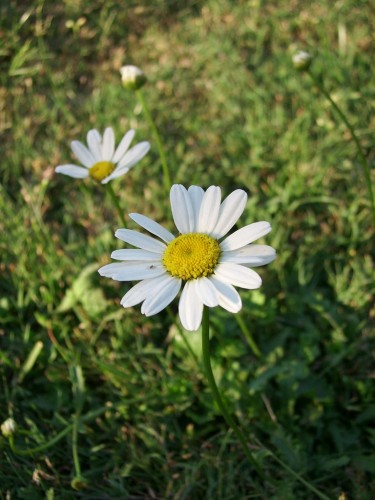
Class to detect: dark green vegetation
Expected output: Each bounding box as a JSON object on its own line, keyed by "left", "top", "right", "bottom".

{"left": 1, "top": 1, "right": 374, "bottom": 498}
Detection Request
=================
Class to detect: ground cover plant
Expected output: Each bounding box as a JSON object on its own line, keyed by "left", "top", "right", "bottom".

{"left": 1, "top": 0, "right": 374, "bottom": 498}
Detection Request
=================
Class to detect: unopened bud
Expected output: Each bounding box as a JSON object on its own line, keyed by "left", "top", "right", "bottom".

{"left": 120, "top": 65, "right": 147, "bottom": 90}
{"left": 71, "top": 476, "right": 89, "bottom": 490}
{"left": 1, "top": 418, "right": 17, "bottom": 438}
{"left": 292, "top": 50, "right": 312, "bottom": 71}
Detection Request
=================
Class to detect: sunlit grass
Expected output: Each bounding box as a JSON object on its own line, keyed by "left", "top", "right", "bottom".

{"left": 1, "top": 0, "right": 374, "bottom": 498}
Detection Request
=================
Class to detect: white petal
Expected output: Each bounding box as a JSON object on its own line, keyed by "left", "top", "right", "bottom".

{"left": 112, "top": 130, "right": 135, "bottom": 163}
{"left": 121, "top": 278, "right": 158, "bottom": 308}
{"left": 121, "top": 274, "right": 173, "bottom": 308}
{"left": 111, "top": 249, "right": 162, "bottom": 261}
{"left": 102, "top": 127, "right": 115, "bottom": 161}
{"left": 115, "top": 229, "right": 166, "bottom": 253}
{"left": 87, "top": 129, "right": 102, "bottom": 162}
{"left": 129, "top": 213, "right": 175, "bottom": 242}
{"left": 101, "top": 168, "right": 129, "bottom": 184}
{"left": 197, "top": 186, "right": 221, "bottom": 234}
{"left": 209, "top": 277, "right": 242, "bottom": 313}
{"left": 55, "top": 164, "right": 89, "bottom": 179}
{"left": 213, "top": 262, "right": 262, "bottom": 289}
{"left": 187, "top": 186, "right": 204, "bottom": 231}
{"left": 194, "top": 277, "right": 219, "bottom": 307}
{"left": 170, "top": 184, "right": 194, "bottom": 233}
{"left": 102, "top": 142, "right": 150, "bottom": 184}
{"left": 211, "top": 189, "right": 248, "bottom": 239}
{"left": 98, "top": 261, "right": 166, "bottom": 281}
{"left": 117, "top": 142, "right": 151, "bottom": 169}
{"left": 221, "top": 245, "right": 276, "bottom": 266}
{"left": 71, "top": 141, "right": 95, "bottom": 168}
{"left": 141, "top": 276, "right": 181, "bottom": 316}
{"left": 98, "top": 262, "right": 128, "bottom": 275}
{"left": 220, "top": 222, "right": 272, "bottom": 251}
{"left": 178, "top": 280, "right": 204, "bottom": 331}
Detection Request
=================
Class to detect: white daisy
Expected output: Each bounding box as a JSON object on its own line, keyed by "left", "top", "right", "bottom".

{"left": 98, "top": 184, "right": 276, "bottom": 331}
{"left": 55, "top": 127, "right": 150, "bottom": 184}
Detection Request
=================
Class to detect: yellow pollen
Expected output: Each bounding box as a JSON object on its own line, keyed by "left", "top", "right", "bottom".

{"left": 163, "top": 233, "right": 221, "bottom": 280}
{"left": 89, "top": 161, "right": 115, "bottom": 182}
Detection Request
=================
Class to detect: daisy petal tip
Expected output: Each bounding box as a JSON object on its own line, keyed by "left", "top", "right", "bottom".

{"left": 120, "top": 297, "right": 130, "bottom": 308}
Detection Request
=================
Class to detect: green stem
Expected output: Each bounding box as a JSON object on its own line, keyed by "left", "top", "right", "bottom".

{"left": 72, "top": 411, "right": 82, "bottom": 479}
{"left": 107, "top": 183, "right": 127, "bottom": 228}
{"left": 9, "top": 426, "right": 72, "bottom": 456}
{"left": 201, "top": 307, "right": 265, "bottom": 480}
{"left": 308, "top": 72, "right": 375, "bottom": 225}
{"left": 202, "top": 308, "right": 332, "bottom": 499}
{"left": 136, "top": 89, "right": 172, "bottom": 192}
{"left": 166, "top": 307, "right": 200, "bottom": 369}
{"left": 235, "top": 314, "right": 261, "bottom": 358}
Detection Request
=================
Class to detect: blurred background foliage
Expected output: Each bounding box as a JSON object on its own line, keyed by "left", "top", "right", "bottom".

{"left": 0, "top": 0, "right": 374, "bottom": 498}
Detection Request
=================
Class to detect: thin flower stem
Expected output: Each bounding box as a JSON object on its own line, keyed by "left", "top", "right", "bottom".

{"left": 166, "top": 307, "right": 201, "bottom": 369}
{"left": 201, "top": 307, "right": 265, "bottom": 480}
{"left": 307, "top": 71, "right": 375, "bottom": 225}
{"left": 72, "top": 411, "right": 82, "bottom": 480}
{"left": 235, "top": 314, "right": 261, "bottom": 358}
{"left": 107, "top": 183, "right": 127, "bottom": 228}
{"left": 202, "top": 309, "right": 332, "bottom": 499}
{"left": 136, "top": 89, "right": 172, "bottom": 193}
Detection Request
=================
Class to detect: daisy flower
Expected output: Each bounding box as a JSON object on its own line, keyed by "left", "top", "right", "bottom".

{"left": 55, "top": 127, "right": 150, "bottom": 184}
{"left": 98, "top": 185, "right": 276, "bottom": 331}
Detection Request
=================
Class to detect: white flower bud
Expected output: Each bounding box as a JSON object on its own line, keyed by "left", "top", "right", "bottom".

{"left": 1, "top": 418, "right": 17, "bottom": 437}
{"left": 120, "top": 65, "right": 147, "bottom": 90}
{"left": 292, "top": 50, "right": 312, "bottom": 71}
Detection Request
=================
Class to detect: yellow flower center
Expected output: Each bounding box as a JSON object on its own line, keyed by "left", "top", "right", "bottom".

{"left": 89, "top": 161, "right": 115, "bottom": 182}
{"left": 163, "top": 233, "right": 221, "bottom": 280}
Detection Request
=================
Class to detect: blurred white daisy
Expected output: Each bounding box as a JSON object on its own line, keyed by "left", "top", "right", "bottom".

{"left": 99, "top": 185, "right": 276, "bottom": 331}
{"left": 55, "top": 127, "right": 150, "bottom": 184}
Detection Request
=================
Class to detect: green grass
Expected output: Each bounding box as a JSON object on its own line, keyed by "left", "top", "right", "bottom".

{"left": 1, "top": 0, "right": 374, "bottom": 498}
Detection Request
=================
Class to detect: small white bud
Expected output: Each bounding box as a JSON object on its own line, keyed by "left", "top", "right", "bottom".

{"left": 1, "top": 418, "right": 17, "bottom": 438}
{"left": 120, "top": 65, "right": 147, "bottom": 90}
{"left": 292, "top": 50, "right": 312, "bottom": 71}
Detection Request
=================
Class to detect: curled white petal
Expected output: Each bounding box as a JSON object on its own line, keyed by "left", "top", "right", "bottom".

{"left": 211, "top": 189, "right": 248, "bottom": 239}
{"left": 115, "top": 229, "right": 166, "bottom": 253}
{"left": 141, "top": 276, "right": 181, "bottom": 316}
{"left": 121, "top": 274, "right": 176, "bottom": 309}
{"left": 213, "top": 262, "right": 262, "bottom": 289}
{"left": 121, "top": 278, "right": 158, "bottom": 308}
{"left": 129, "top": 213, "right": 174, "bottom": 242}
{"left": 55, "top": 165, "right": 89, "bottom": 178}
{"left": 220, "top": 221, "right": 272, "bottom": 251}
